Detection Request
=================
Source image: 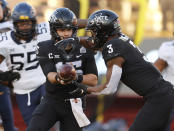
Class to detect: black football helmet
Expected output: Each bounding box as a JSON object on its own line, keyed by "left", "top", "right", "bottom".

{"left": 11, "top": 2, "right": 37, "bottom": 39}
{"left": 0, "top": 0, "right": 10, "bottom": 22}
{"left": 49, "top": 8, "right": 78, "bottom": 41}
{"left": 86, "top": 9, "right": 121, "bottom": 49}
{"left": 55, "top": 38, "right": 80, "bottom": 61}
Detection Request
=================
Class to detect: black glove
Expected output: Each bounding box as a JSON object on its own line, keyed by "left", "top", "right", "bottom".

{"left": 0, "top": 71, "right": 20, "bottom": 82}
{"left": 69, "top": 82, "right": 88, "bottom": 98}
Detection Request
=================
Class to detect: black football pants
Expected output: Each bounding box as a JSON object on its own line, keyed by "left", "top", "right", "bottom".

{"left": 129, "top": 81, "right": 174, "bottom": 131}
{"left": 26, "top": 97, "right": 83, "bottom": 131}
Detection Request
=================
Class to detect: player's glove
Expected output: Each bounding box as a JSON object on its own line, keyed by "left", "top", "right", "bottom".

{"left": 69, "top": 81, "right": 88, "bottom": 98}
{"left": 0, "top": 71, "right": 20, "bottom": 82}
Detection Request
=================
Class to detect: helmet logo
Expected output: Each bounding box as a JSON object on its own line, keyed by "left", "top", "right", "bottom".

{"left": 90, "top": 13, "right": 108, "bottom": 25}
{"left": 19, "top": 15, "right": 29, "bottom": 20}
{"left": 50, "top": 14, "right": 57, "bottom": 22}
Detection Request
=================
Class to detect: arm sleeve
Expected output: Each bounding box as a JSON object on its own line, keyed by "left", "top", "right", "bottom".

{"left": 93, "top": 65, "right": 122, "bottom": 95}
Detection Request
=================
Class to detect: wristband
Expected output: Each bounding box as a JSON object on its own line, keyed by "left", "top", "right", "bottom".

{"left": 76, "top": 74, "right": 83, "bottom": 83}
{"left": 55, "top": 74, "right": 59, "bottom": 83}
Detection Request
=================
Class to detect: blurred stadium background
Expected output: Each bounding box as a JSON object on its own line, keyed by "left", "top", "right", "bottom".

{"left": 1, "top": 0, "right": 174, "bottom": 130}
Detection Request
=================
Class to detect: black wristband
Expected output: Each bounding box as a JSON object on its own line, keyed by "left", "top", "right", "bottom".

{"left": 55, "top": 74, "right": 59, "bottom": 83}
{"left": 76, "top": 74, "right": 83, "bottom": 83}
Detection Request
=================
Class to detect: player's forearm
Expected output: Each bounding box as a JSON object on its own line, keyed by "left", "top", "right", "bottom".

{"left": 87, "top": 84, "right": 106, "bottom": 94}
{"left": 79, "top": 36, "right": 94, "bottom": 49}
{"left": 47, "top": 72, "right": 57, "bottom": 84}
{"left": 88, "top": 65, "right": 122, "bottom": 95}
{"left": 77, "top": 19, "right": 87, "bottom": 29}
{"left": 82, "top": 74, "right": 97, "bottom": 86}
{"left": 0, "top": 4, "right": 3, "bottom": 21}
{"left": 154, "top": 58, "right": 167, "bottom": 72}
{"left": 0, "top": 54, "right": 5, "bottom": 64}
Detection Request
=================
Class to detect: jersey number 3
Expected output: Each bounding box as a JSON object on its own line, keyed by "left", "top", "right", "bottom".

{"left": 107, "top": 44, "right": 113, "bottom": 53}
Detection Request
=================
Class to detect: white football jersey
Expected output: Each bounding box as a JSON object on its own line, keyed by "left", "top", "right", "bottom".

{"left": 0, "top": 60, "right": 8, "bottom": 71}
{"left": 158, "top": 40, "right": 174, "bottom": 85}
{"left": 0, "top": 21, "right": 13, "bottom": 71}
{"left": 0, "top": 21, "right": 13, "bottom": 31}
{"left": 37, "top": 22, "right": 51, "bottom": 42}
{"left": 0, "top": 29, "right": 50, "bottom": 94}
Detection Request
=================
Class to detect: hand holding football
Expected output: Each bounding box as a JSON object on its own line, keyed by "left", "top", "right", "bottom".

{"left": 57, "top": 64, "right": 76, "bottom": 84}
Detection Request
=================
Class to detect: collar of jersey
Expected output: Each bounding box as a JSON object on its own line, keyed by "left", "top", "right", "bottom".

{"left": 11, "top": 31, "right": 33, "bottom": 45}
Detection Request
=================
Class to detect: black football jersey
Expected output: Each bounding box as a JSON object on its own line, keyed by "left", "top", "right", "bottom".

{"left": 37, "top": 40, "right": 98, "bottom": 100}
{"left": 102, "top": 34, "right": 163, "bottom": 96}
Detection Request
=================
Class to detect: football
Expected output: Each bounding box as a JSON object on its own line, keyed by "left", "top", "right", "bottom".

{"left": 58, "top": 64, "right": 76, "bottom": 82}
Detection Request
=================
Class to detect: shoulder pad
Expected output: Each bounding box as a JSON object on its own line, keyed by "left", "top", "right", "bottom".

{"left": 38, "top": 40, "right": 53, "bottom": 47}
{"left": 37, "top": 40, "right": 54, "bottom": 59}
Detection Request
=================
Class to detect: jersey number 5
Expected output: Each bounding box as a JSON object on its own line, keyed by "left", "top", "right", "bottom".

{"left": 10, "top": 51, "right": 39, "bottom": 71}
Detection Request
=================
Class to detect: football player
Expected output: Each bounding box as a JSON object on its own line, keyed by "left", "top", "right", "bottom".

{"left": 0, "top": 2, "right": 50, "bottom": 126}
{"left": 71, "top": 9, "right": 174, "bottom": 131}
{"left": 154, "top": 41, "right": 174, "bottom": 131}
{"left": 27, "top": 8, "right": 98, "bottom": 131}
{"left": 0, "top": 0, "right": 12, "bottom": 33}
{"left": 0, "top": 0, "right": 19, "bottom": 131}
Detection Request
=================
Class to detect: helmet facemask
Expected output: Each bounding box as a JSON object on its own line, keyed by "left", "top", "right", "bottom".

{"left": 12, "top": 2, "right": 37, "bottom": 40}
{"left": 13, "top": 19, "right": 37, "bottom": 40}
{"left": 86, "top": 29, "right": 108, "bottom": 50}
{"left": 50, "top": 23, "right": 77, "bottom": 41}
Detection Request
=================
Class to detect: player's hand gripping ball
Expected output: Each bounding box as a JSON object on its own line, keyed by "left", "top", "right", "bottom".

{"left": 57, "top": 64, "right": 76, "bottom": 84}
